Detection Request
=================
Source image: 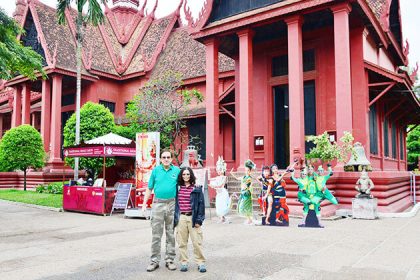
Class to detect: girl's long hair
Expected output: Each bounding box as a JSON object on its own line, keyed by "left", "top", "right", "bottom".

{"left": 177, "top": 167, "right": 196, "bottom": 186}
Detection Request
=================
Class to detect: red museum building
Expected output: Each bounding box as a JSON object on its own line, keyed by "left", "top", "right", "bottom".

{"left": 0, "top": 0, "right": 419, "bottom": 214}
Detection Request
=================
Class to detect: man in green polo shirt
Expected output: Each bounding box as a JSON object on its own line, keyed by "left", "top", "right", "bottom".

{"left": 142, "top": 150, "right": 180, "bottom": 272}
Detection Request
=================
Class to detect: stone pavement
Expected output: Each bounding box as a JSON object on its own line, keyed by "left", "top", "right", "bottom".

{"left": 0, "top": 200, "right": 419, "bottom": 280}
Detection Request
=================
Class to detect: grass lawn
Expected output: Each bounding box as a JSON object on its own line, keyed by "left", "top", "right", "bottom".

{"left": 0, "top": 189, "right": 62, "bottom": 208}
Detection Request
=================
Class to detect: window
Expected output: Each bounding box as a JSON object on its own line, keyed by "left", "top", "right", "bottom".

{"left": 384, "top": 118, "right": 389, "bottom": 157}
{"left": 62, "top": 94, "right": 75, "bottom": 106}
{"left": 400, "top": 129, "right": 404, "bottom": 160}
{"left": 391, "top": 123, "right": 397, "bottom": 159}
{"left": 369, "top": 106, "right": 378, "bottom": 155}
{"left": 124, "top": 102, "right": 130, "bottom": 113}
{"left": 272, "top": 49, "right": 315, "bottom": 77}
{"left": 99, "top": 100, "right": 115, "bottom": 113}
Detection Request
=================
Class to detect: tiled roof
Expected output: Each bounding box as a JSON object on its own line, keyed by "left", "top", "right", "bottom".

{"left": 366, "top": 0, "right": 387, "bottom": 20}
{"left": 125, "top": 18, "right": 172, "bottom": 75}
{"left": 150, "top": 28, "right": 234, "bottom": 80}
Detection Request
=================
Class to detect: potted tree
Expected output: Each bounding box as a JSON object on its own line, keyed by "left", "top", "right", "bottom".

{"left": 305, "top": 131, "right": 355, "bottom": 169}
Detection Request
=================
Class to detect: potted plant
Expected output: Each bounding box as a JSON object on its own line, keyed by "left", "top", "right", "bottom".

{"left": 305, "top": 131, "right": 355, "bottom": 169}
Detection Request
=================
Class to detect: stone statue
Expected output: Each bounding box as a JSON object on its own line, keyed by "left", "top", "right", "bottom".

{"left": 355, "top": 168, "right": 374, "bottom": 198}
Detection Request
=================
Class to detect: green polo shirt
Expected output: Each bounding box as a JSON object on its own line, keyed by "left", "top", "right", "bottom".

{"left": 148, "top": 164, "right": 180, "bottom": 199}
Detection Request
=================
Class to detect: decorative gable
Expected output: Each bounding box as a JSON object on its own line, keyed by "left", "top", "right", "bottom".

{"left": 21, "top": 11, "right": 47, "bottom": 66}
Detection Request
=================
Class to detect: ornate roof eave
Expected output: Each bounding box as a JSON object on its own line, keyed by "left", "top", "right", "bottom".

{"left": 187, "top": 0, "right": 336, "bottom": 39}
{"left": 184, "top": 0, "right": 213, "bottom": 34}
{"left": 359, "top": 0, "right": 407, "bottom": 66}
{"left": 4, "top": 66, "right": 98, "bottom": 87}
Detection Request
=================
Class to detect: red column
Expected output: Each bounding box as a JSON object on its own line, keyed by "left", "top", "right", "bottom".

{"left": 49, "top": 75, "right": 63, "bottom": 163}
{"left": 350, "top": 28, "right": 370, "bottom": 158}
{"left": 286, "top": 16, "right": 305, "bottom": 164}
{"left": 41, "top": 79, "right": 51, "bottom": 152}
{"left": 0, "top": 114, "right": 3, "bottom": 138}
{"left": 204, "top": 38, "right": 219, "bottom": 168}
{"left": 11, "top": 86, "right": 22, "bottom": 128}
{"left": 234, "top": 56, "right": 240, "bottom": 167}
{"left": 21, "top": 83, "right": 30, "bottom": 124}
{"left": 332, "top": 4, "right": 353, "bottom": 139}
{"left": 237, "top": 29, "right": 254, "bottom": 166}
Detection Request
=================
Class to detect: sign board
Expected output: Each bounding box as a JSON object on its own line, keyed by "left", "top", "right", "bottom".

{"left": 110, "top": 183, "right": 132, "bottom": 215}
{"left": 193, "top": 169, "right": 210, "bottom": 208}
{"left": 136, "top": 132, "right": 160, "bottom": 207}
{"left": 63, "top": 146, "right": 136, "bottom": 157}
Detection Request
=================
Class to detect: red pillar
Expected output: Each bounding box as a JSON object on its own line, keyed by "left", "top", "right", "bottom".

{"left": 332, "top": 4, "right": 353, "bottom": 139}
{"left": 234, "top": 56, "right": 240, "bottom": 167}
{"left": 49, "top": 75, "right": 63, "bottom": 163}
{"left": 351, "top": 28, "right": 370, "bottom": 158}
{"left": 0, "top": 114, "right": 3, "bottom": 138}
{"left": 286, "top": 16, "right": 305, "bottom": 164}
{"left": 11, "top": 86, "right": 22, "bottom": 128}
{"left": 204, "top": 38, "right": 219, "bottom": 168}
{"left": 21, "top": 83, "right": 30, "bottom": 124}
{"left": 41, "top": 79, "right": 51, "bottom": 152}
{"left": 237, "top": 29, "right": 254, "bottom": 166}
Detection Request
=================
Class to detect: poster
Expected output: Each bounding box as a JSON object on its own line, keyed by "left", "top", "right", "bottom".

{"left": 136, "top": 132, "right": 160, "bottom": 190}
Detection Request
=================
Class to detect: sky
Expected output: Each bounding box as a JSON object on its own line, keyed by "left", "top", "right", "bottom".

{"left": 1, "top": 0, "right": 419, "bottom": 72}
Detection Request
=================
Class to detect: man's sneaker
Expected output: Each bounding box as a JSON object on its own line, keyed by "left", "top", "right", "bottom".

{"left": 180, "top": 264, "right": 188, "bottom": 272}
{"left": 166, "top": 261, "right": 177, "bottom": 271}
{"left": 198, "top": 264, "right": 207, "bottom": 273}
{"left": 146, "top": 262, "right": 159, "bottom": 272}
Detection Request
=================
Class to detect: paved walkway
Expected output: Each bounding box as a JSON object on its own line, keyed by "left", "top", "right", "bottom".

{"left": 0, "top": 200, "right": 419, "bottom": 280}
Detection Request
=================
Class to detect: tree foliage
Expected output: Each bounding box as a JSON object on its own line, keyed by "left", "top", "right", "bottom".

{"left": 0, "top": 9, "right": 46, "bottom": 80}
{"left": 126, "top": 71, "right": 203, "bottom": 163}
{"left": 407, "top": 125, "right": 420, "bottom": 167}
{"left": 305, "top": 131, "right": 355, "bottom": 164}
{"left": 0, "top": 125, "right": 45, "bottom": 191}
{"left": 63, "top": 102, "right": 116, "bottom": 178}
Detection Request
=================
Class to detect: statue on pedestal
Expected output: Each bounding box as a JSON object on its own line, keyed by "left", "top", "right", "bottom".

{"left": 355, "top": 168, "right": 374, "bottom": 199}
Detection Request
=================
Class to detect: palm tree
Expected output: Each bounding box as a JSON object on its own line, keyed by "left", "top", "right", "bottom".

{"left": 57, "top": 0, "right": 106, "bottom": 180}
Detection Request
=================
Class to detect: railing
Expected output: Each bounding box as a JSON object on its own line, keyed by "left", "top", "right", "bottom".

{"left": 410, "top": 172, "right": 419, "bottom": 205}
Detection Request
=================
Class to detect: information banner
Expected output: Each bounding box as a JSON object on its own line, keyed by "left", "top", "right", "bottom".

{"left": 136, "top": 132, "right": 160, "bottom": 192}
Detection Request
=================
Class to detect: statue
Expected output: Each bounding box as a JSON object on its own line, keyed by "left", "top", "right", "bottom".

{"left": 355, "top": 168, "right": 374, "bottom": 199}
{"left": 180, "top": 145, "right": 203, "bottom": 168}
{"left": 292, "top": 162, "right": 338, "bottom": 228}
{"left": 208, "top": 156, "right": 231, "bottom": 223}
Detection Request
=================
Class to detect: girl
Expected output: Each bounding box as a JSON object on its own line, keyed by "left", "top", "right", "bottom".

{"left": 231, "top": 159, "right": 256, "bottom": 225}
{"left": 174, "top": 167, "right": 206, "bottom": 273}
{"left": 208, "top": 156, "right": 230, "bottom": 223}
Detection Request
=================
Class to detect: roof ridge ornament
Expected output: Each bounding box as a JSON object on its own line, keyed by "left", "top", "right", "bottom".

{"left": 184, "top": 0, "right": 214, "bottom": 34}
{"left": 139, "top": 0, "right": 147, "bottom": 17}
{"left": 403, "top": 39, "right": 409, "bottom": 58}
{"left": 410, "top": 62, "right": 418, "bottom": 83}
{"left": 149, "top": 0, "right": 158, "bottom": 19}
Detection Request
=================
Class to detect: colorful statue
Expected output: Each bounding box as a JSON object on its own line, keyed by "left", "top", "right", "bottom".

{"left": 257, "top": 166, "right": 273, "bottom": 223}
{"left": 231, "top": 159, "right": 255, "bottom": 225}
{"left": 208, "top": 156, "right": 230, "bottom": 223}
{"left": 355, "top": 168, "right": 374, "bottom": 198}
{"left": 292, "top": 164, "right": 338, "bottom": 227}
{"left": 269, "top": 164, "right": 290, "bottom": 226}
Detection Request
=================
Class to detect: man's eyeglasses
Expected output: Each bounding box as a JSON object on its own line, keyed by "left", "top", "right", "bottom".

{"left": 161, "top": 156, "right": 171, "bottom": 159}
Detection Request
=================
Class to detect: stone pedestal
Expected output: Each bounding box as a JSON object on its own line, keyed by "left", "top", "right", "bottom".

{"left": 352, "top": 198, "right": 378, "bottom": 219}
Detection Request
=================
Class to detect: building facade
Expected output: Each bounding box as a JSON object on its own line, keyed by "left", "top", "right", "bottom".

{"left": 0, "top": 0, "right": 419, "bottom": 213}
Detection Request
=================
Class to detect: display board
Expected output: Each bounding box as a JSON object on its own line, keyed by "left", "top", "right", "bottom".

{"left": 193, "top": 169, "right": 210, "bottom": 208}
{"left": 110, "top": 183, "right": 132, "bottom": 215}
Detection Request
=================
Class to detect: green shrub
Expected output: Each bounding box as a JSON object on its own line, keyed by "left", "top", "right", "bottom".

{"left": 35, "top": 184, "right": 45, "bottom": 193}
{"left": 34, "top": 182, "right": 64, "bottom": 194}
